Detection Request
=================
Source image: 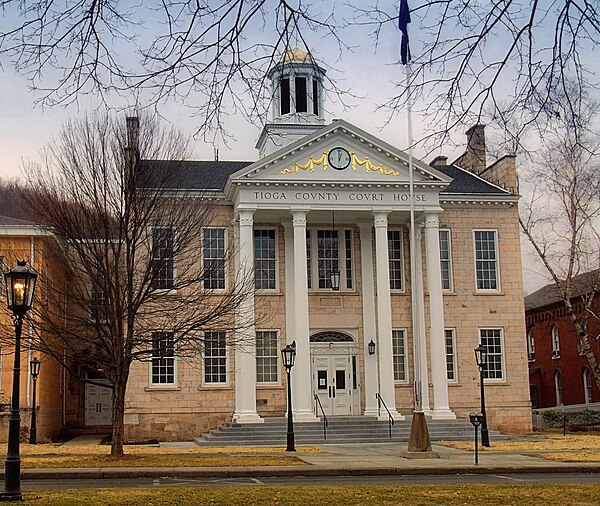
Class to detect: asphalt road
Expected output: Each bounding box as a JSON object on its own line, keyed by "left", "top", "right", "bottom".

{"left": 20, "top": 473, "right": 600, "bottom": 490}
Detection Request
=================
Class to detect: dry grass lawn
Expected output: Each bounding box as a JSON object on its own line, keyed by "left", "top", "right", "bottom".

{"left": 439, "top": 433, "right": 600, "bottom": 462}
{"left": 8, "top": 443, "right": 317, "bottom": 469}
{"left": 21, "top": 483, "right": 600, "bottom": 505}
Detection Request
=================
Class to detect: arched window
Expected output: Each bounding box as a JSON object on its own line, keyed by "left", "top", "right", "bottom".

{"left": 551, "top": 325, "right": 560, "bottom": 358}
{"left": 554, "top": 369, "right": 564, "bottom": 406}
{"left": 583, "top": 368, "right": 593, "bottom": 404}
{"left": 309, "top": 331, "right": 354, "bottom": 343}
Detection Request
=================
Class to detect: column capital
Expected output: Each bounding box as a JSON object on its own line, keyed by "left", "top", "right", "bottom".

{"left": 238, "top": 208, "right": 255, "bottom": 226}
{"left": 424, "top": 212, "right": 441, "bottom": 228}
{"left": 291, "top": 209, "right": 308, "bottom": 227}
{"left": 373, "top": 211, "right": 390, "bottom": 229}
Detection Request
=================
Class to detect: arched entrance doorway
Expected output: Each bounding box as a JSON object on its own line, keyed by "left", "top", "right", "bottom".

{"left": 310, "top": 331, "right": 359, "bottom": 416}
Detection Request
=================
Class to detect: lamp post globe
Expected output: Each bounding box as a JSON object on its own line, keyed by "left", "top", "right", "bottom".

{"left": 474, "top": 344, "right": 490, "bottom": 447}
{"left": 2, "top": 260, "right": 37, "bottom": 501}
{"left": 281, "top": 341, "right": 297, "bottom": 452}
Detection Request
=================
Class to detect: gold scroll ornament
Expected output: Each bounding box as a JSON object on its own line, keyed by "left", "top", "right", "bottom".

{"left": 278, "top": 151, "right": 401, "bottom": 176}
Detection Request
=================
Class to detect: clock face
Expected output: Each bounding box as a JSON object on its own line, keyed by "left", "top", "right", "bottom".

{"left": 328, "top": 147, "right": 351, "bottom": 170}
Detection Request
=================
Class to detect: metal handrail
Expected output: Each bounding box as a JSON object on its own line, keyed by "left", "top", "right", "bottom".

{"left": 375, "top": 392, "right": 394, "bottom": 438}
{"left": 313, "top": 394, "right": 329, "bottom": 440}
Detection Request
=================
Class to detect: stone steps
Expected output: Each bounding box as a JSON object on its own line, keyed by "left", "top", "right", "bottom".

{"left": 195, "top": 416, "right": 509, "bottom": 446}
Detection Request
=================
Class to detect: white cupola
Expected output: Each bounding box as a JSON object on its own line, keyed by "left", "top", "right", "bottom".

{"left": 256, "top": 48, "right": 327, "bottom": 158}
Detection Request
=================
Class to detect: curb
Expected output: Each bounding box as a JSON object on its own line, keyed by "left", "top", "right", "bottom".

{"left": 11, "top": 464, "right": 600, "bottom": 480}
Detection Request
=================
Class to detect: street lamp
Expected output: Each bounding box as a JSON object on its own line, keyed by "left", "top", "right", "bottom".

{"left": 29, "top": 358, "right": 41, "bottom": 445}
{"left": 281, "top": 341, "right": 297, "bottom": 452}
{"left": 474, "top": 344, "right": 490, "bottom": 447}
{"left": 2, "top": 260, "right": 37, "bottom": 501}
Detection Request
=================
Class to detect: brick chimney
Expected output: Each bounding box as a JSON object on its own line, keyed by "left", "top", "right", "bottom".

{"left": 454, "top": 124, "right": 486, "bottom": 175}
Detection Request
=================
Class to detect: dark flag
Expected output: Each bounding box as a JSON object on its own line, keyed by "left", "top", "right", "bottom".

{"left": 398, "top": 0, "right": 412, "bottom": 64}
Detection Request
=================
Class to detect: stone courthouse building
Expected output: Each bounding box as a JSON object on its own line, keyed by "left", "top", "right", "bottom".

{"left": 103, "top": 49, "right": 531, "bottom": 440}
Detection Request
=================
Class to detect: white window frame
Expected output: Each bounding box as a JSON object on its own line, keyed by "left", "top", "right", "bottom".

{"left": 388, "top": 229, "right": 405, "bottom": 291}
{"left": 254, "top": 228, "right": 278, "bottom": 291}
{"left": 203, "top": 331, "right": 228, "bottom": 386}
{"left": 555, "top": 369, "right": 564, "bottom": 405}
{"left": 306, "top": 228, "right": 354, "bottom": 291}
{"left": 445, "top": 328, "right": 457, "bottom": 382}
{"left": 202, "top": 227, "right": 227, "bottom": 290}
{"left": 473, "top": 229, "right": 500, "bottom": 292}
{"left": 527, "top": 329, "right": 536, "bottom": 361}
{"left": 256, "top": 330, "right": 280, "bottom": 384}
{"left": 392, "top": 329, "right": 408, "bottom": 383}
{"left": 551, "top": 325, "right": 560, "bottom": 358}
{"left": 439, "top": 229, "right": 453, "bottom": 291}
{"left": 150, "top": 332, "right": 177, "bottom": 387}
{"left": 479, "top": 328, "right": 505, "bottom": 381}
{"left": 583, "top": 367, "right": 593, "bottom": 404}
{"left": 151, "top": 227, "right": 176, "bottom": 290}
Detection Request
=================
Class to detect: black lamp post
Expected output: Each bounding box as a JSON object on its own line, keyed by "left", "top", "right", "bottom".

{"left": 474, "top": 344, "right": 490, "bottom": 447}
{"left": 2, "top": 260, "right": 37, "bottom": 501}
{"left": 368, "top": 339, "right": 376, "bottom": 356}
{"left": 29, "top": 358, "right": 41, "bottom": 445}
{"left": 281, "top": 341, "right": 297, "bottom": 452}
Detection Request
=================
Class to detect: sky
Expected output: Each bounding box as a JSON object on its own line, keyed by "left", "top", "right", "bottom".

{"left": 0, "top": 1, "right": 567, "bottom": 294}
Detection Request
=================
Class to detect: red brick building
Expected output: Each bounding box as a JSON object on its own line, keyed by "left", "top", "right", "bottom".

{"left": 525, "top": 273, "right": 600, "bottom": 409}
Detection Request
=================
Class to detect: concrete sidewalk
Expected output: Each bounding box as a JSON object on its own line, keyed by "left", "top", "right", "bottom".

{"left": 12, "top": 441, "right": 600, "bottom": 480}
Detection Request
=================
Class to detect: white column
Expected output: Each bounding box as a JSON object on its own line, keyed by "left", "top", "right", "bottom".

{"left": 425, "top": 213, "right": 455, "bottom": 419}
{"left": 413, "top": 224, "right": 430, "bottom": 412}
{"left": 232, "top": 209, "right": 262, "bottom": 423}
{"left": 290, "top": 210, "right": 318, "bottom": 421}
{"left": 373, "top": 212, "right": 404, "bottom": 420}
{"left": 358, "top": 222, "right": 379, "bottom": 416}
{"left": 283, "top": 222, "right": 296, "bottom": 350}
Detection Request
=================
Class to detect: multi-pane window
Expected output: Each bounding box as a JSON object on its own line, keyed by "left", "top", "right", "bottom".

{"left": 439, "top": 229, "right": 453, "bottom": 291}
{"left": 527, "top": 330, "right": 536, "bottom": 361}
{"left": 583, "top": 368, "right": 593, "bottom": 404}
{"left": 474, "top": 230, "right": 499, "bottom": 290}
{"left": 256, "top": 331, "right": 279, "bottom": 383}
{"left": 151, "top": 332, "right": 175, "bottom": 385}
{"left": 203, "top": 228, "right": 225, "bottom": 289}
{"left": 392, "top": 329, "right": 407, "bottom": 382}
{"left": 89, "top": 280, "right": 108, "bottom": 323}
{"left": 445, "top": 329, "right": 457, "bottom": 382}
{"left": 479, "top": 328, "right": 504, "bottom": 380}
{"left": 555, "top": 369, "right": 564, "bottom": 405}
{"left": 254, "top": 229, "right": 276, "bottom": 290}
{"left": 204, "top": 331, "right": 227, "bottom": 384}
{"left": 551, "top": 325, "right": 560, "bottom": 358}
{"left": 307, "top": 229, "right": 353, "bottom": 290}
{"left": 388, "top": 230, "right": 404, "bottom": 290}
{"left": 151, "top": 227, "right": 175, "bottom": 289}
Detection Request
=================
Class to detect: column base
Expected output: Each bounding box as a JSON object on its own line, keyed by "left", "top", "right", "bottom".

{"left": 232, "top": 412, "right": 264, "bottom": 424}
{"left": 363, "top": 407, "right": 380, "bottom": 417}
{"left": 292, "top": 410, "right": 319, "bottom": 422}
{"left": 377, "top": 410, "right": 405, "bottom": 421}
{"left": 429, "top": 408, "right": 456, "bottom": 420}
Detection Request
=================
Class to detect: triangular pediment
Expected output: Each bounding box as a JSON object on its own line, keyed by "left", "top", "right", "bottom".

{"left": 226, "top": 120, "right": 451, "bottom": 193}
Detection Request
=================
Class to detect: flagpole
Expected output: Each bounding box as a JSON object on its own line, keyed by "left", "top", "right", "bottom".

{"left": 406, "top": 61, "right": 422, "bottom": 413}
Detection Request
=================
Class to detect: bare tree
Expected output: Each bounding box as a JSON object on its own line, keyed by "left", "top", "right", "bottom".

{"left": 520, "top": 93, "right": 600, "bottom": 388}
{"left": 12, "top": 114, "right": 254, "bottom": 456}
{"left": 1, "top": 2, "right": 597, "bottom": 158}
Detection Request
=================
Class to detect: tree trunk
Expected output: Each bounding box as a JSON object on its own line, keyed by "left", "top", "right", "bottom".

{"left": 111, "top": 380, "right": 127, "bottom": 456}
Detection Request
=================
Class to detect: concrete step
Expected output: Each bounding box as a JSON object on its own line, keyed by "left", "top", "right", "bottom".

{"left": 195, "top": 416, "right": 509, "bottom": 446}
